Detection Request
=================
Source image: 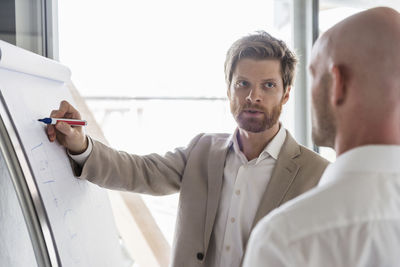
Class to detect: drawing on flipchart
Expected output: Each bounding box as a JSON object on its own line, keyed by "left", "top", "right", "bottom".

{"left": 30, "top": 140, "right": 85, "bottom": 186}
{"left": 64, "top": 209, "right": 82, "bottom": 264}
{"left": 29, "top": 140, "right": 85, "bottom": 263}
{"left": 31, "top": 141, "right": 63, "bottom": 208}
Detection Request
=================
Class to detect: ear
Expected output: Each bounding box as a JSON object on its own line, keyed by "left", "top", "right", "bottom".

{"left": 330, "top": 65, "right": 345, "bottom": 106}
{"left": 227, "top": 85, "right": 231, "bottom": 98}
{"left": 282, "top": 86, "right": 291, "bottom": 104}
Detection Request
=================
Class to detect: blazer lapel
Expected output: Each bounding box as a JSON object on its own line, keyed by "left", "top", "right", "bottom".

{"left": 204, "top": 137, "right": 231, "bottom": 254}
{"left": 252, "top": 131, "right": 301, "bottom": 228}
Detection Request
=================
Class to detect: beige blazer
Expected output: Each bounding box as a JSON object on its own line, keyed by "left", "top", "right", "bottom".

{"left": 73, "top": 130, "right": 329, "bottom": 267}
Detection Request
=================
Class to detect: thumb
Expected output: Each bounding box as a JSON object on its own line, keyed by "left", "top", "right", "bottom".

{"left": 55, "top": 122, "right": 74, "bottom": 136}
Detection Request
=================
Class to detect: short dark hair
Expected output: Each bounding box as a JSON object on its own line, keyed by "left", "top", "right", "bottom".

{"left": 224, "top": 31, "right": 298, "bottom": 91}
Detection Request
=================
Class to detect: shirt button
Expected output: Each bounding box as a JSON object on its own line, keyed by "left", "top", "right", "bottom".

{"left": 196, "top": 252, "right": 204, "bottom": 261}
{"left": 231, "top": 217, "right": 235, "bottom": 223}
{"left": 235, "top": 190, "right": 240, "bottom": 195}
{"left": 226, "top": 245, "right": 230, "bottom": 251}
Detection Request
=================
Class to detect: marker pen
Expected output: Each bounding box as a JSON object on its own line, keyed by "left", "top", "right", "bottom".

{"left": 38, "top": 117, "right": 87, "bottom": 126}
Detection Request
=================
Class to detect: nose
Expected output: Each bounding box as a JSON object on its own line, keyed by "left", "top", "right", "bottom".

{"left": 246, "top": 87, "right": 262, "bottom": 103}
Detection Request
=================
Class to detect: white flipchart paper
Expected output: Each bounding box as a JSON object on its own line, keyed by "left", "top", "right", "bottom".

{"left": 0, "top": 40, "right": 126, "bottom": 267}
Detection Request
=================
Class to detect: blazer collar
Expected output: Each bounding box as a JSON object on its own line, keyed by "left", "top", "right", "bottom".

{"left": 252, "top": 130, "right": 301, "bottom": 228}
{"left": 204, "top": 137, "right": 231, "bottom": 255}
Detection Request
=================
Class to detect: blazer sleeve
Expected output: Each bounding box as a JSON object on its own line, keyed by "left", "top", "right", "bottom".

{"left": 70, "top": 133, "right": 204, "bottom": 195}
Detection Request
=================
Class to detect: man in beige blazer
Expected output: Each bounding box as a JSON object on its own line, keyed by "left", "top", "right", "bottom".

{"left": 46, "top": 31, "right": 329, "bottom": 267}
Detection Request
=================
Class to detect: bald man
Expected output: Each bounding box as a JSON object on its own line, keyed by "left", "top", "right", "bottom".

{"left": 242, "top": 7, "right": 400, "bottom": 267}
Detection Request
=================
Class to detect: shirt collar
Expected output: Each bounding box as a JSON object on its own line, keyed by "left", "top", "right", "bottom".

{"left": 229, "top": 124, "right": 286, "bottom": 162}
{"left": 263, "top": 125, "right": 286, "bottom": 160}
{"left": 319, "top": 145, "right": 400, "bottom": 187}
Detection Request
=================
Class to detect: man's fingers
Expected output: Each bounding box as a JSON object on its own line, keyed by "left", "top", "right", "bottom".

{"left": 46, "top": 100, "right": 83, "bottom": 147}
{"left": 49, "top": 101, "right": 81, "bottom": 121}
{"left": 47, "top": 109, "right": 62, "bottom": 142}
{"left": 47, "top": 124, "right": 56, "bottom": 142}
{"left": 55, "top": 121, "right": 74, "bottom": 136}
{"left": 58, "top": 100, "right": 81, "bottom": 119}
{"left": 50, "top": 109, "right": 66, "bottom": 119}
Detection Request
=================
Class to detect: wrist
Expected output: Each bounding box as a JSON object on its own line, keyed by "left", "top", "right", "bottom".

{"left": 68, "top": 136, "right": 88, "bottom": 155}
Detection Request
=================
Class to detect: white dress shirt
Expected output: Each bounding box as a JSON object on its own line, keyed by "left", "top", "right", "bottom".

{"left": 205, "top": 126, "right": 286, "bottom": 267}
{"left": 243, "top": 145, "right": 400, "bottom": 267}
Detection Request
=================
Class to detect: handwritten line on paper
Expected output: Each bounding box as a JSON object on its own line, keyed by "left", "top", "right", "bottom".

{"left": 31, "top": 142, "right": 43, "bottom": 151}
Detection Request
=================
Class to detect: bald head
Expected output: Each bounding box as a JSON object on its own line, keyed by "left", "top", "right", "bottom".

{"left": 310, "top": 7, "right": 400, "bottom": 154}
{"left": 319, "top": 7, "right": 400, "bottom": 97}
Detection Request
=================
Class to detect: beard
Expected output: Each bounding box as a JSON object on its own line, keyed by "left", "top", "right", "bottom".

{"left": 311, "top": 73, "right": 336, "bottom": 148}
{"left": 231, "top": 101, "right": 283, "bottom": 133}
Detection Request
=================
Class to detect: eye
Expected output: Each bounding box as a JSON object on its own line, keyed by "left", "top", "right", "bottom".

{"left": 264, "top": 81, "right": 276, "bottom": 89}
{"left": 235, "top": 80, "right": 249, "bottom": 88}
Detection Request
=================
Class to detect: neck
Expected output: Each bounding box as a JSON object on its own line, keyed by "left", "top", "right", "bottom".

{"left": 237, "top": 123, "right": 280, "bottom": 161}
{"left": 335, "top": 121, "right": 400, "bottom": 156}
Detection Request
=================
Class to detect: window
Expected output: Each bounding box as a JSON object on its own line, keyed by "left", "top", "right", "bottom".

{"left": 0, "top": 0, "right": 45, "bottom": 55}
{"left": 58, "top": 0, "right": 295, "bottom": 246}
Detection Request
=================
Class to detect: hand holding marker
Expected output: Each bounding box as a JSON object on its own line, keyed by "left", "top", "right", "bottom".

{"left": 38, "top": 117, "right": 87, "bottom": 126}
{"left": 44, "top": 101, "right": 88, "bottom": 154}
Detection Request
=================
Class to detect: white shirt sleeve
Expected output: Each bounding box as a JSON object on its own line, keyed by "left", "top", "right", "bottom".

{"left": 67, "top": 136, "right": 93, "bottom": 166}
{"left": 243, "top": 214, "right": 292, "bottom": 267}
